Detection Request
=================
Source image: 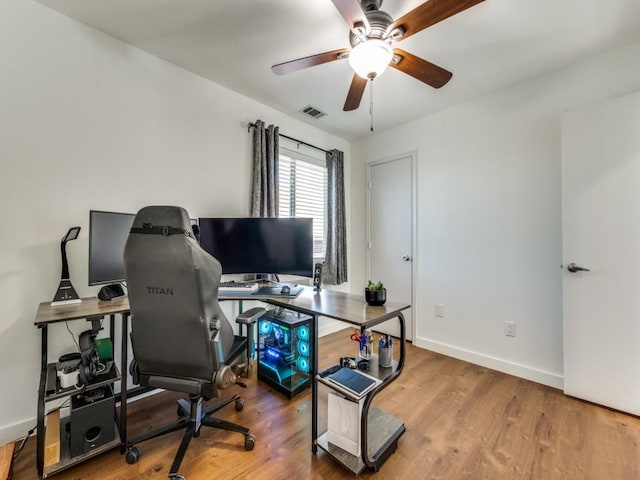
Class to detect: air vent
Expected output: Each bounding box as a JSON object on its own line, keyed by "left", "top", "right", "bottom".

{"left": 299, "top": 105, "right": 327, "bottom": 119}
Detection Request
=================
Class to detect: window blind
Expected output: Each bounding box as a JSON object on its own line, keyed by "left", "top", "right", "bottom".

{"left": 279, "top": 152, "right": 327, "bottom": 260}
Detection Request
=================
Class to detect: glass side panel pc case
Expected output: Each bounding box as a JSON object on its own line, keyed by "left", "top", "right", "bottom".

{"left": 197, "top": 217, "right": 314, "bottom": 277}
{"left": 257, "top": 310, "right": 312, "bottom": 398}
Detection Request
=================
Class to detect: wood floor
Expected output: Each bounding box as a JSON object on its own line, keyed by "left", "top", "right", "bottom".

{"left": 13, "top": 329, "right": 640, "bottom": 480}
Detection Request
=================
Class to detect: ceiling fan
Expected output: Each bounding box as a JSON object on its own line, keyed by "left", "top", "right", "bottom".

{"left": 272, "top": 0, "right": 485, "bottom": 112}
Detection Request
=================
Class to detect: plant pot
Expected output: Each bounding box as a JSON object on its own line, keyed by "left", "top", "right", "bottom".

{"left": 365, "top": 288, "right": 386, "bottom": 306}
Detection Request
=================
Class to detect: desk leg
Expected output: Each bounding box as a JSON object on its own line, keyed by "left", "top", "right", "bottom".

{"left": 109, "top": 314, "right": 115, "bottom": 352}
{"left": 36, "top": 326, "right": 47, "bottom": 477}
{"left": 361, "top": 312, "right": 406, "bottom": 471}
{"left": 397, "top": 312, "right": 406, "bottom": 372}
{"left": 311, "top": 313, "right": 318, "bottom": 454}
{"left": 238, "top": 300, "right": 254, "bottom": 377}
{"left": 120, "top": 313, "right": 129, "bottom": 453}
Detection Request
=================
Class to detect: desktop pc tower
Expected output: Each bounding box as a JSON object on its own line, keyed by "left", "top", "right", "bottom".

{"left": 257, "top": 309, "right": 312, "bottom": 398}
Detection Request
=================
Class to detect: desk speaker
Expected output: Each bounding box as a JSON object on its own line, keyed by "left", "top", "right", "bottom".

{"left": 313, "top": 263, "right": 322, "bottom": 291}
{"left": 69, "top": 386, "right": 115, "bottom": 457}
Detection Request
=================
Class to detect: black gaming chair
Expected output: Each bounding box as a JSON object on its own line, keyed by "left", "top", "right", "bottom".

{"left": 123, "top": 205, "right": 263, "bottom": 480}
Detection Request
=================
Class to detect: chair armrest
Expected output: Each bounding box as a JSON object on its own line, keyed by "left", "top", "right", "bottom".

{"left": 235, "top": 307, "right": 264, "bottom": 325}
{"left": 235, "top": 307, "right": 263, "bottom": 379}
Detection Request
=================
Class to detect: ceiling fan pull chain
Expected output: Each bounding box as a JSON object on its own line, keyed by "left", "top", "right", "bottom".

{"left": 369, "top": 77, "right": 374, "bottom": 132}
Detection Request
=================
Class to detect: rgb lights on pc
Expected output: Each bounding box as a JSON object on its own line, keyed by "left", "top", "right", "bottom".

{"left": 297, "top": 325, "right": 309, "bottom": 341}
{"left": 296, "top": 357, "right": 310, "bottom": 373}
{"left": 260, "top": 320, "right": 272, "bottom": 335}
{"left": 273, "top": 325, "right": 290, "bottom": 345}
{"left": 266, "top": 347, "right": 281, "bottom": 361}
{"left": 297, "top": 340, "right": 309, "bottom": 357}
{"left": 257, "top": 311, "right": 312, "bottom": 398}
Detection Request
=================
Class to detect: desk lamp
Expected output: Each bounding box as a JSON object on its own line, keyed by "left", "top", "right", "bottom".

{"left": 51, "top": 226, "right": 82, "bottom": 306}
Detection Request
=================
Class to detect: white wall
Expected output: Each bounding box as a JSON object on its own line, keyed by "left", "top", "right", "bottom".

{"left": 352, "top": 40, "right": 640, "bottom": 388}
{"left": 5, "top": 0, "right": 640, "bottom": 450}
{"left": 0, "top": 0, "right": 350, "bottom": 444}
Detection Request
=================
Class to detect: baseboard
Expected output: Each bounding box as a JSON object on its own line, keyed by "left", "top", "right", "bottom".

{"left": 415, "top": 336, "right": 564, "bottom": 390}
{"left": 0, "top": 418, "right": 35, "bottom": 446}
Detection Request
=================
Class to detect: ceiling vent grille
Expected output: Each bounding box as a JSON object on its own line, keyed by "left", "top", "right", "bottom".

{"left": 300, "top": 105, "right": 327, "bottom": 119}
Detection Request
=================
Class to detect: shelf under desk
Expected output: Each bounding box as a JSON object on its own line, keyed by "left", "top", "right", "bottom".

{"left": 34, "top": 297, "right": 131, "bottom": 478}
{"left": 317, "top": 406, "right": 405, "bottom": 475}
{"left": 263, "top": 287, "right": 410, "bottom": 473}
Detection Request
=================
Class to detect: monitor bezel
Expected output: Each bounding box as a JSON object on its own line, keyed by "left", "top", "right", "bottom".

{"left": 198, "top": 217, "right": 314, "bottom": 277}
{"left": 88, "top": 209, "right": 136, "bottom": 286}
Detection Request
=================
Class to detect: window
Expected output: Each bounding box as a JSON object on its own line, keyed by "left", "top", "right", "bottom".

{"left": 279, "top": 148, "right": 327, "bottom": 261}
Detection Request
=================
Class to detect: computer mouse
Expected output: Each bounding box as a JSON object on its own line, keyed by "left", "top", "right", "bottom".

{"left": 280, "top": 285, "right": 291, "bottom": 295}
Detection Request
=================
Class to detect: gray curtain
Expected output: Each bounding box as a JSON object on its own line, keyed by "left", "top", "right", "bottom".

{"left": 324, "top": 149, "right": 347, "bottom": 284}
{"left": 250, "top": 120, "right": 279, "bottom": 217}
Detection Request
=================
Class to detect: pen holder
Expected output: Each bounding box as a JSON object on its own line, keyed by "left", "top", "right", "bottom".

{"left": 359, "top": 341, "right": 371, "bottom": 360}
{"left": 378, "top": 346, "right": 393, "bottom": 368}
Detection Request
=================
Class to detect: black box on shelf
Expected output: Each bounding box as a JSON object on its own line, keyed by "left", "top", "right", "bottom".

{"left": 258, "top": 309, "right": 312, "bottom": 398}
{"left": 69, "top": 385, "right": 115, "bottom": 457}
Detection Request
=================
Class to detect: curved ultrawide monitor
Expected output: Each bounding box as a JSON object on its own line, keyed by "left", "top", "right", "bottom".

{"left": 198, "top": 217, "right": 313, "bottom": 277}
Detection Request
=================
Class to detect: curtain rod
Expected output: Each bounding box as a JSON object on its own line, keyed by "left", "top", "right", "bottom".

{"left": 247, "top": 122, "right": 328, "bottom": 154}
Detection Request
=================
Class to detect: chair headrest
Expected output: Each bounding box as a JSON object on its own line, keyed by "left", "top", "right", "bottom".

{"left": 132, "top": 206, "right": 192, "bottom": 232}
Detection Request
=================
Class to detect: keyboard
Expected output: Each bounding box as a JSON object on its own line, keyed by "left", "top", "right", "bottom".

{"left": 218, "top": 281, "right": 259, "bottom": 293}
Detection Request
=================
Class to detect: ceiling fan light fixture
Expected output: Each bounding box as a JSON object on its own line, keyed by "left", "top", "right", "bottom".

{"left": 348, "top": 39, "right": 393, "bottom": 79}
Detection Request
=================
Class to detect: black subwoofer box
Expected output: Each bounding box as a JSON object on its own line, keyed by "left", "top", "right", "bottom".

{"left": 69, "top": 385, "right": 115, "bottom": 457}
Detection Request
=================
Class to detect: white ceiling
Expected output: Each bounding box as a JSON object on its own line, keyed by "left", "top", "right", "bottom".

{"left": 34, "top": 0, "right": 640, "bottom": 140}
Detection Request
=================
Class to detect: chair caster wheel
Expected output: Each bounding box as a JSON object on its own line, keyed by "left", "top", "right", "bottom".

{"left": 244, "top": 433, "right": 255, "bottom": 451}
{"left": 175, "top": 475, "right": 185, "bottom": 480}
{"left": 235, "top": 398, "right": 244, "bottom": 411}
{"left": 177, "top": 406, "right": 187, "bottom": 417}
{"left": 126, "top": 446, "right": 141, "bottom": 464}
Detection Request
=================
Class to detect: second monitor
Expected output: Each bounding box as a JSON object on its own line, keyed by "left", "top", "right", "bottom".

{"left": 198, "top": 217, "right": 313, "bottom": 278}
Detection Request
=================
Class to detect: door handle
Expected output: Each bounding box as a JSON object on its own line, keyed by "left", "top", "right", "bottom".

{"left": 566, "top": 262, "right": 590, "bottom": 273}
{"left": 402, "top": 255, "right": 411, "bottom": 262}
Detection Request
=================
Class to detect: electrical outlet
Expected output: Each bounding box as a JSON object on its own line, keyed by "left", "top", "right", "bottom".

{"left": 435, "top": 304, "right": 445, "bottom": 318}
{"left": 504, "top": 321, "right": 516, "bottom": 337}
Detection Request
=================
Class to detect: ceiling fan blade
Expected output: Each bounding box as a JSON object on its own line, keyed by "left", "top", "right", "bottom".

{"left": 391, "top": 49, "right": 452, "bottom": 88}
{"left": 343, "top": 74, "right": 368, "bottom": 111}
{"left": 389, "top": 0, "right": 485, "bottom": 42}
{"left": 272, "top": 48, "right": 350, "bottom": 75}
{"left": 331, "top": 0, "right": 370, "bottom": 34}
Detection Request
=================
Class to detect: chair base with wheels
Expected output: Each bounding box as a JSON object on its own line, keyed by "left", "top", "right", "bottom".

{"left": 124, "top": 316, "right": 261, "bottom": 480}
{"left": 126, "top": 392, "right": 255, "bottom": 480}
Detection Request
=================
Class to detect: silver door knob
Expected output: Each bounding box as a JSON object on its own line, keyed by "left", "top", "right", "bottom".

{"left": 566, "top": 262, "right": 590, "bottom": 273}
{"left": 402, "top": 255, "right": 411, "bottom": 262}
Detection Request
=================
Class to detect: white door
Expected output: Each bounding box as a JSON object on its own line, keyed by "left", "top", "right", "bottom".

{"left": 368, "top": 153, "right": 414, "bottom": 340}
{"left": 562, "top": 91, "right": 640, "bottom": 415}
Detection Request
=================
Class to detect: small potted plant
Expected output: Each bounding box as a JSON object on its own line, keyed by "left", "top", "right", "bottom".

{"left": 365, "top": 280, "right": 386, "bottom": 306}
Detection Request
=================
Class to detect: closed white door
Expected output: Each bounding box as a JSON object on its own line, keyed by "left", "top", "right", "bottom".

{"left": 562, "top": 91, "right": 640, "bottom": 415}
{"left": 368, "top": 153, "right": 414, "bottom": 340}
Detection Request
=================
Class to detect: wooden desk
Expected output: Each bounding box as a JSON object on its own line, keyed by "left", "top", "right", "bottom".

{"left": 264, "top": 287, "right": 410, "bottom": 473}
{"left": 34, "top": 297, "right": 131, "bottom": 478}
{"left": 34, "top": 289, "right": 409, "bottom": 476}
{"left": 34, "top": 297, "right": 130, "bottom": 325}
